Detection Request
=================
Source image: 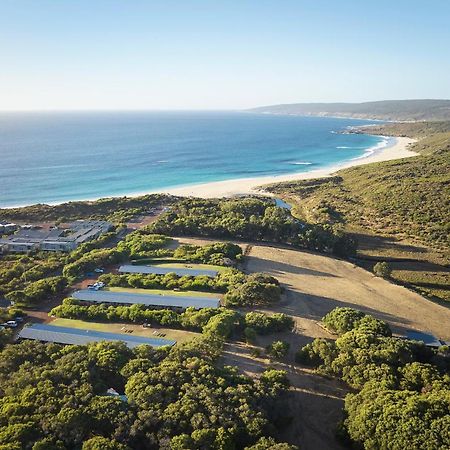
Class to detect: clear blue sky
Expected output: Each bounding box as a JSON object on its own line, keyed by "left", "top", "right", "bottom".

{"left": 1, "top": 0, "right": 449, "bottom": 110}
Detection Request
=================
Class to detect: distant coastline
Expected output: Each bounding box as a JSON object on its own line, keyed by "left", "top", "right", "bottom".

{"left": 247, "top": 99, "right": 450, "bottom": 122}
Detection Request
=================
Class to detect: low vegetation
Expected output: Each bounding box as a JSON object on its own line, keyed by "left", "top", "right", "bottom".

{"left": 5, "top": 276, "right": 67, "bottom": 307}
{"left": 244, "top": 312, "right": 294, "bottom": 335}
{"left": 173, "top": 241, "right": 243, "bottom": 265}
{"left": 150, "top": 197, "right": 357, "bottom": 257}
{"left": 223, "top": 273, "right": 281, "bottom": 307}
{"left": 0, "top": 337, "right": 294, "bottom": 449}
{"left": 116, "top": 233, "right": 172, "bottom": 258}
{"left": 0, "top": 253, "right": 65, "bottom": 297}
{"left": 0, "top": 194, "right": 173, "bottom": 223}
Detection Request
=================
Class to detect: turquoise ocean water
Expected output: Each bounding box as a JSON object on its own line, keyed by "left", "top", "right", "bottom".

{"left": 0, "top": 112, "right": 388, "bottom": 207}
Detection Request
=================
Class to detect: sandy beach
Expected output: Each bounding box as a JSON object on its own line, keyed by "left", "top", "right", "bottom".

{"left": 2, "top": 136, "right": 417, "bottom": 209}
{"left": 160, "top": 136, "right": 417, "bottom": 198}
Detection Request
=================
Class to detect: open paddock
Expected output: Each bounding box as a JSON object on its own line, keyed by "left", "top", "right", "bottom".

{"left": 245, "top": 244, "right": 450, "bottom": 341}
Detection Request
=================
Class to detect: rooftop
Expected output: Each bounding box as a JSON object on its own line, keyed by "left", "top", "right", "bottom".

{"left": 405, "top": 330, "right": 443, "bottom": 347}
{"left": 119, "top": 264, "right": 218, "bottom": 277}
{"left": 18, "top": 323, "right": 176, "bottom": 348}
{"left": 73, "top": 289, "right": 220, "bottom": 309}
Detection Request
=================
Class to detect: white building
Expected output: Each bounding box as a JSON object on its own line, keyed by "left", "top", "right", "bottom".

{"left": 0, "top": 220, "right": 114, "bottom": 253}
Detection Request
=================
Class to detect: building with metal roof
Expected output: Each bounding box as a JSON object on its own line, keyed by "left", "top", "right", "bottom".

{"left": 73, "top": 289, "right": 220, "bottom": 309}
{"left": 404, "top": 330, "right": 443, "bottom": 348}
{"left": 18, "top": 323, "right": 176, "bottom": 348}
{"left": 118, "top": 264, "right": 218, "bottom": 277}
{"left": 0, "top": 220, "right": 113, "bottom": 253}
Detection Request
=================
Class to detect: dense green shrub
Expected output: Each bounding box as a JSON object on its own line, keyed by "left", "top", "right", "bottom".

{"left": 297, "top": 308, "right": 450, "bottom": 449}
{"left": 116, "top": 233, "right": 170, "bottom": 257}
{"left": 224, "top": 273, "right": 281, "bottom": 307}
{"left": 0, "top": 317, "right": 294, "bottom": 449}
{"left": 63, "top": 248, "right": 128, "bottom": 280}
{"left": 244, "top": 312, "right": 294, "bottom": 334}
{"left": 150, "top": 197, "right": 356, "bottom": 257}
{"left": 344, "top": 379, "right": 450, "bottom": 449}
{"left": 82, "top": 436, "right": 130, "bottom": 450}
{"left": 245, "top": 437, "right": 298, "bottom": 449}
{"left": 173, "top": 241, "right": 242, "bottom": 265}
{"left": 5, "top": 276, "right": 67, "bottom": 306}
{"left": 322, "top": 307, "right": 391, "bottom": 336}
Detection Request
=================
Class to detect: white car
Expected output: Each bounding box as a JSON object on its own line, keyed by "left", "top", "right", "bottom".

{"left": 5, "top": 320, "right": 18, "bottom": 328}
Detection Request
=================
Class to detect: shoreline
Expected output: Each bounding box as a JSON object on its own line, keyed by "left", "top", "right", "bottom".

{"left": 1, "top": 135, "right": 417, "bottom": 208}
{"left": 158, "top": 136, "right": 417, "bottom": 198}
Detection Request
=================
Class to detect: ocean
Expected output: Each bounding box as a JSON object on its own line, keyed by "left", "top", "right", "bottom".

{"left": 0, "top": 111, "right": 387, "bottom": 207}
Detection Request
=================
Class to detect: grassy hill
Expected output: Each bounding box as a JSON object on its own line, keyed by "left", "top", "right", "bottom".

{"left": 264, "top": 122, "right": 450, "bottom": 302}
{"left": 249, "top": 99, "right": 450, "bottom": 121}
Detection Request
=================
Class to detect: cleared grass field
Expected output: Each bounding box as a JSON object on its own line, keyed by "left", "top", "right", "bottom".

{"left": 50, "top": 318, "right": 199, "bottom": 344}
{"left": 107, "top": 286, "right": 221, "bottom": 298}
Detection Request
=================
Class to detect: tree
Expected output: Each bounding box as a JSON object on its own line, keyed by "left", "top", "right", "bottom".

{"left": 373, "top": 261, "right": 392, "bottom": 278}
{"left": 344, "top": 382, "right": 450, "bottom": 450}
{"left": 224, "top": 278, "right": 281, "bottom": 307}
{"left": 245, "top": 437, "right": 298, "bottom": 449}
{"left": 82, "top": 437, "right": 130, "bottom": 450}
{"left": 322, "top": 307, "right": 391, "bottom": 336}
{"left": 266, "top": 341, "right": 290, "bottom": 360}
{"left": 244, "top": 327, "right": 257, "bottom": 343}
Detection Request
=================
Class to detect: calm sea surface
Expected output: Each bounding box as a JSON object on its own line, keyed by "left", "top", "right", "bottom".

{"left": 0, "top": 112, "right": 386, "bottom": 207}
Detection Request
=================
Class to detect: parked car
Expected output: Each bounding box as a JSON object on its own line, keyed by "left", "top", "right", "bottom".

{"left": 14, "top": 317, "right": 24, "bottom": 323}
{"left": 94, "top": 268, "right": 104, "bottom": 273}
{"left": 4, "top": 320, "right": 18, "bottom": 328}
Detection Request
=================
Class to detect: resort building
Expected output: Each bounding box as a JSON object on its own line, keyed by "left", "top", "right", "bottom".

{"left": 404, "top": 330, "right": 444, "bottom": 348}
{"left": 0, "top": 220, "right": 113, "bottom": 253}
{"left": 73, "top": 289, "right": 221, "bottom": 310}
{"left": 17, "top": 323, "right": 176, "bottom": 349}
{"left": 0, "top": 222, "right": 18, "bottom": 235}
{"left": 118, "top": 264, "right": 219, "bottom": 277}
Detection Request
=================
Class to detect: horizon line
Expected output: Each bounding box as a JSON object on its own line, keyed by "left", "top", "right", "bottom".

{"left": 0, "top": 98, "right": 449, "bottom": 113}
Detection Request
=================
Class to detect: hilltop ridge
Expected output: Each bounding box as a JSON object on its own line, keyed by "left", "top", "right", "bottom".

{"left": 248, "top": 99, "right": 450, "bottom": 121}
